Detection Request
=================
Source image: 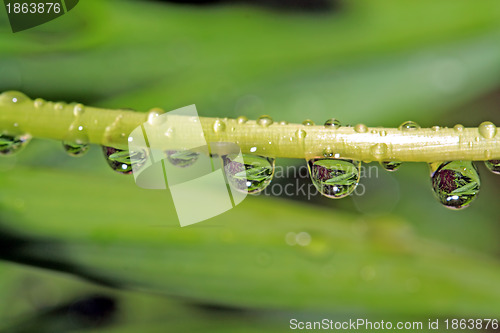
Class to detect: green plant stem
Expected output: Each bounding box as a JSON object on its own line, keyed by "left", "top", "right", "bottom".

{"left": 1, "top": 91, "right": 498, "bottom": 162}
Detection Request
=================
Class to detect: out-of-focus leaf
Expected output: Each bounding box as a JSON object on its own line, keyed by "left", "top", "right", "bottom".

{"left": 0, "top": 0, "right": 499, "bottom": 125}
{"left": 1, "top": 156, "right": 500, "bottom": 317}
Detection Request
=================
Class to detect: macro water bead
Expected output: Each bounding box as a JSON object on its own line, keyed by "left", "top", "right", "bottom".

{"left": 223, "top": 154, "right": 275, "bottom": 194}
{"left": 308, "top": 158, "right": 361, "bottom": 199}
{"left": 430, "top": 161, "right": 480, "bottom": 210}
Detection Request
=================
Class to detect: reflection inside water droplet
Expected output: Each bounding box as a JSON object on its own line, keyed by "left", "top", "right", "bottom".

{"left": 430, "top": 160, "right": 480, "bottom": 210}
{"left": 380, "top": 161, "right": 401, "bottom": 171}
{"left": 63, "top": 141, "right": 89, "bottom": 156}
{"left": 399, "top": 121, "right": 420, "bottom": 131}
{"left": 102, "top": 146, "right": 147, "bottom": 175}
{"left": 166, "top": 150, "right": 199, "bottom": 168}
{"left": 324, "top": 118, "right": 340, "bottom": 128}
{"left": 484, "top": 160, "right": 500, "bottom": 174}
{"left": 63, "top": 123, "right": 89, "bottom": 157}
{"left": 308, "top": 158, "right": 361, "bottom": 199}
{"left": 223, "top": 154, "right": 274, "bottom": 194}
{"left": 0, "top": 132, "right": 31, "bottom": 155}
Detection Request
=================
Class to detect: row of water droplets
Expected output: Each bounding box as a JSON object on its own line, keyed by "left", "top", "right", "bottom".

{"left": 0, "top": 91, "right": 497, "bottom": 210}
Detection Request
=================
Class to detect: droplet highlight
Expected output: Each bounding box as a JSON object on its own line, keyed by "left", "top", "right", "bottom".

{"left": 302, "top": 119, "right": 315, "bottom": 126}
{"left": 430, "top": 161, "right": 480, "bottom": 210}
{"left": 223, "top": 154, "right": 275, "bottom": 194}
{"left": 308, "top": 158, "right": 361, "bottom": 199}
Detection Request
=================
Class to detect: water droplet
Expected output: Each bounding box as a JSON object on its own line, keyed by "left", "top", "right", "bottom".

{"left": 323, "top": 147, "right": 333, "bottom": 157}
{"left": 454, "top": 124, "right": 464, "bottom": 131}
{"left": 102, "top": 146, "right": 147, "bottom": 175}
{"left": 34, "top": 98, "right": 45, "bottom": 108}
{"left": 213, "top": 119, "right": 226, "bottom": 133}
{"left": 324, "top": 118, "right": 340, "bottom": 128}
{"left": 147, "top": 108, "right": 165, "bottom": 125}
{"left": 484, "top": 160, "right": 500, "bottom": 174}
{"left": 399, "top": 121, "right": 420, "bottom": 131}
{"left": 237, "top": 116, "right": 248, "bottom": 124}
{"left": 478, "top": 121, "right": 497, "bottom": 139}
{"left": 166, "top": 150, "right": 199, "bottom": 168}
{"left": 370, "top": 143, "right": 388, "bottom": 160}
{"left": 257, "top": 115, "right": 273, "bottom": 127}
{"left": 379, "top": 130, "right": 387, "bottom": 137}
{"left": 295, "top": 129, "right": 307, "bottom": 139}
{"left": 54, "top": 102, "right": 64, "bottom": 111}
{"left": 279, "top": 120, "right": 289, "bottom": 125}
{"left": 73, "top": 104, "right": 85, "bottom": 116}
{"left": 302, "top": 119, "right": 315, "bottom": 126}
{"left": 223, "top": 154, "right": 275, "bottom": 194}
{"left": 308, "top": 158, "right": 361, "bottom": 199}
{"left": 380, "top": 161, "right": 401, "bottom": 171}
{"left": 354, "top": 124, "right": 368, "bottom": 133}
{"left": 431, "top": 161, "right": 480, "bottom": 210}
{"left": 63, "top": 141, "right": 89, "bottom": 156}
{"left": 431, "top": 126, "right": 440, "bottom": 131}
{"left": 0, "top": 132, "right": 31, "bottom": 155}
{"left": 62, "top": 122, "right": 89, "bottom": 157}
{"left": 1, "top": 91, "right": 28, "bottom": 104}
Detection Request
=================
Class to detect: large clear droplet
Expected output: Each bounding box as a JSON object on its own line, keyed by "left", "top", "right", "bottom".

{"left": 102, "top": 146, "right": 147, "bottom": 175}
{"left": 308, "top": 158, "right": 361, "bottom": 198}
{"left": 166, "top": 150, "right": 199, "bottom": 168}
{"left": 0, "top": 133, "right": 31, "bottom": 155}
{"left": 484, "top": 160, "right": 500, "bottom": 174}
{"left": 223, "top": 154, "right": 274, "bottom": 194}
{"left": 380, "top": 161, "right": 401, "bottom": 172}
{"left": 430, "top": 161, "right": 480, "bottom": 210}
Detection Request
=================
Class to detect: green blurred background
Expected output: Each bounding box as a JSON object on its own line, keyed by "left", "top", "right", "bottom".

{"left": 1, "top": 0, "right": 500, "bottom": 332}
